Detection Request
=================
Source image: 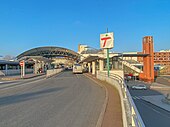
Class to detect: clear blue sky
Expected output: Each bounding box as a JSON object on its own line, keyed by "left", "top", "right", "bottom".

{"left": 0, "top": 0, "right": 170, "bottom": 56}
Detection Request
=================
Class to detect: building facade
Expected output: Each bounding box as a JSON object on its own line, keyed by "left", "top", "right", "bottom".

{"left": 137, "top": 50, "right": 170, "bottom": 66}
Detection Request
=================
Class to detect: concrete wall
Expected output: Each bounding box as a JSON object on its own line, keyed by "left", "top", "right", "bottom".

{"left": 46, "top": 68, "right": 63, "bottom": 78}
{"left": 96, "top": 71, "right": 128, "bottom": 127}
{"left": 100, "top": 70, "right": 124, "bottom": 78}
{"left": 96, "top": 71, "right": 145, "bottom": 127}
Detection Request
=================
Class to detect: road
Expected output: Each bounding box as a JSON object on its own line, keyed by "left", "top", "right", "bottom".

{"left": 0, "top": 75, "right": 46, "bottom": 89}
{"left": 127, "top": 81, "right": 170, "bottom": 127}
{"left": 0, "top": 71, "right": 105, "bottom": 127}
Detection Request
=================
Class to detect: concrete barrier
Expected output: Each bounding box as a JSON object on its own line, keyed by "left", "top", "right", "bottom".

{"left": 96, "top": 71, "right": 145, "bottom": 127}
{"left": 46, "top": 69, "right": 63, "bottom": 78}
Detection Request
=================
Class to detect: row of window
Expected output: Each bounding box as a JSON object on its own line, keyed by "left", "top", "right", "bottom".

{"left": 154, "top": 55, "right": 170, "bottom": 58}
{"left": 154, "top": 52, "right": 170, "bottom": 55}
{"left": 154, "top": 58, "right": 170, "bottom": 60}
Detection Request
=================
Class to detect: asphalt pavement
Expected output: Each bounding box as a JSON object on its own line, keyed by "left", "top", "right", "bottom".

{"left": 0, "top": 74, "right": 46, "bottom": 90}
{"left": 127, "top": 80, "right": 170, "bottom": 127}
{"left": 0, "top": 71, "right": 105, "bottom": 127}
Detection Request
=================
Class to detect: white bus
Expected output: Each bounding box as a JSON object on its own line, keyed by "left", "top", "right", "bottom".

{"left": 73, "top": 64, "right": 83, "bottom": 74}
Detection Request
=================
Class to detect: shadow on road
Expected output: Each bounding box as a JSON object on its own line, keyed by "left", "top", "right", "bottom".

{"left": 0, "top": 87, "right": 66, "bottom": 106}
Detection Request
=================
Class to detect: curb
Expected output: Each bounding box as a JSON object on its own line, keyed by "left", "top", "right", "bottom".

{"left": 84, "top": 74, "right": 108, "bottom": 127}
{"left": 162, "top": 99, "right": 170, "bottom": 105}
{"left": 150, "top": 86, "right": 170, "bottom": 90}
{"left": 1, "top": 73, "right": 45, "bottom": 81}
{"left": 1, "top": 77, "right": 20, "bottom": 81}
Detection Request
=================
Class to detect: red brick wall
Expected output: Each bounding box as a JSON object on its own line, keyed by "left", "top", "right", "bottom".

{"left": 139, "top": 36, "right": 154, "bottom": 83}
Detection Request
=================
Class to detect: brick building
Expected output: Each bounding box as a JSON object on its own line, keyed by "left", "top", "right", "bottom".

{"left": 138, "top": 50, "right": 170, "bottom": 66}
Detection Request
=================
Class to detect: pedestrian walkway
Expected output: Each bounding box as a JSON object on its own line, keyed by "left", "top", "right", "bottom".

{"left": 85, "top": 73, "right": 123, "bottom": 127}
{"left": 0, "top": 73, "right": 45, "bottom": 81}
{"left": 155, "top": 76, "right": 170, "bottom": 86}
{"left": 150, "top": 82, "right": 170, "bottom": 90}
{"left": 141, "top": 95, "right": 170, "bottom": 112}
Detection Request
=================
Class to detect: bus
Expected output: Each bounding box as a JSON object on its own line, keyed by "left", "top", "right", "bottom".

{"left": 73, "top": 64, "right": 83, "bottom": 74}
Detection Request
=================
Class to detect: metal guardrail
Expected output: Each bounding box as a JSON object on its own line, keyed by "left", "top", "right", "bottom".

{"left": 97, "top": 71, "right": 145, "bottom": 127}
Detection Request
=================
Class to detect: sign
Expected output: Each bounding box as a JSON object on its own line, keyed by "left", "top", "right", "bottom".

{"left": 20, "top": 60, "right": 25, "bottom": 78}
{"left": 100, "top": 32, "right": 114, "bottom": 49}
{"left": 19, "top": 61, "right": 24, "bottom": 66}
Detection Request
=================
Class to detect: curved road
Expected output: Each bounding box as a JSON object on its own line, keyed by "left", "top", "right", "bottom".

{"left": 0, "top": 71, "right": 105, "bottom": 127}
{"left": 128, "top": 81, "right": 170, "bottom": 127}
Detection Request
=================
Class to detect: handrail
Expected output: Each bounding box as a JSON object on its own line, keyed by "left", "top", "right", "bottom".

{"left": 97, "top": 71, "right": 145, "bottom": 127}
{"left": 0, "top": 70, "right": 5, "bottom": 76}
{"left": 118, "top": 59, "right": 143, "bottom": 73}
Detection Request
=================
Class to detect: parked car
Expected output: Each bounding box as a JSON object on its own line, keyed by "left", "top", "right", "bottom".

{"left": 131, "top": 84, "right": 147, "bottom": 90}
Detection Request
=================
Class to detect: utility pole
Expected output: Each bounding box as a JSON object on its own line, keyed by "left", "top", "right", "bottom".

{"left": 106, "top": 28, "right": 110, "bottom": 77}
{"left": 100, "top": 28, "right": 114, "bottom": 77}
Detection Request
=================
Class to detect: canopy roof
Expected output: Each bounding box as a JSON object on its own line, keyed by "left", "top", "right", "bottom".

{"left": 17, "top": 46, "right": 80, "bottom": 60}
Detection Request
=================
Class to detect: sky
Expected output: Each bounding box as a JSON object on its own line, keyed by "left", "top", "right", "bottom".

{"left": 0, "top": 0, "right": 170, "bottom": 57}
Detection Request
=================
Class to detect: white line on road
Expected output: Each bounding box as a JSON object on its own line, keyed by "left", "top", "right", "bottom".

{"left": 132, "top": 96, "right": 141, "bottom": 100}
{"left": 135, "top": 96, "right": 140, "bottom": 99}
{"left": 0, "top": 78, "right": 45, "bottom": 90}
{"left": 140, "top": 99, "right": 170, "bottom": 119}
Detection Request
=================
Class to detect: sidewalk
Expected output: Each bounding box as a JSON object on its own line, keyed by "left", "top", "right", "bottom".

{"left": 150, "top": 82, "right": 170, "bottom": 90}
{"left": 85, "top": 73, "right": 123, "bottom": 127}
{"left": 0, "top": 73, "right": 45, "bottom": 81}
{"left": 142, "top": 95, "right": 170, "bottom": 112}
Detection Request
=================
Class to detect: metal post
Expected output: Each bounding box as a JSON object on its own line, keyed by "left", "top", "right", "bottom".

{"left": 23, "top": 61, "right": 25, "bottom": 77}
{"left": 107, "top": 48, "right": 110, "bottom": 77}
{"left": 106, "top": 28, "right": 110, "bottom": 77}
{"left": 21, "top": 66, "right": 23, "bottom": 78}
{"left": 5, "top": 64, "right": 8, "bottom": 75}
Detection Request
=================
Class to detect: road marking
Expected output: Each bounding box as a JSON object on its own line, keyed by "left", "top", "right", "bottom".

{"left": 0, "top": 82, "right": 3, "bottom": 84}
{"left": 140, "top": 100, "right": 170, "bottom": 119}
{"left": 132, "top": 97, "right": 136, "bottom": 99}
{"left": 135, "top": 96, "right": 140, "bottom": 99}
{"left": 132, "top": 96, "right": 141, "bottom": 100}
{"left": 0, "top": 78, "right": 45, "bottom": 90}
